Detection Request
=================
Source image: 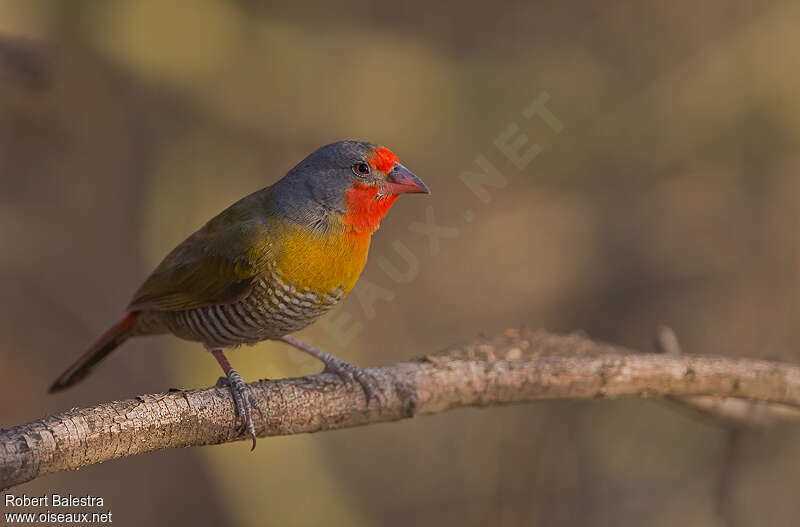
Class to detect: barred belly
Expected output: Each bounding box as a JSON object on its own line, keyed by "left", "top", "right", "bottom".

{"left": 159, "top": 274, "right": 344, "bottom": 349}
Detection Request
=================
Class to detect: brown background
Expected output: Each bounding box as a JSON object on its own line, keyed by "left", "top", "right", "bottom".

{"left": 1, "top": 1, "right": 799, "bottom": 525}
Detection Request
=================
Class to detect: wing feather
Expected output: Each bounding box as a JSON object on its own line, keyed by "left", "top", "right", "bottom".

{"left": 129, "top": 211, "right": 273, "bottom": 312}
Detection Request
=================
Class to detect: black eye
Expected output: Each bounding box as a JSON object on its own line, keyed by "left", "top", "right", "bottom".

{"left": 352, "top": 162, "right": 371, "bottom": 177}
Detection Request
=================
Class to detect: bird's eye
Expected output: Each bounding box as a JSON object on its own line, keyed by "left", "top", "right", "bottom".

{"left": 352, "top": 162, "right": 371, "bottom": 177}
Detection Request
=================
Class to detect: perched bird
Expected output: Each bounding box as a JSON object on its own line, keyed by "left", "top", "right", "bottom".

{"left": 50, "top": 140, "right": 429, "bottom": 449}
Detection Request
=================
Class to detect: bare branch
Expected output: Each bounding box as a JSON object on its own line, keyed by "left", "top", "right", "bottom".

{"left": 3, "top": 329, "right": 800, "bottom": 490}
{"left": 653, "top": 325, "right": 800, "bottom": 426}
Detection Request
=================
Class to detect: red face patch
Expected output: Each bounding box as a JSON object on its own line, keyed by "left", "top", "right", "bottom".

{"left": 342, "top": 183, "right": 399, "bottom": 235}
{"left": 365, "top": 147, "right": 398, "bottom": 173}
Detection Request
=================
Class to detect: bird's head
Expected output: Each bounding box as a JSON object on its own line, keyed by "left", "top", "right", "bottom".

{"left": 273, "top": 140, "right": 429, "bottom": 235}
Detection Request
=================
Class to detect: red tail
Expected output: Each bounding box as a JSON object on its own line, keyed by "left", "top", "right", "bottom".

{"left": 49, "top": 312, "right": 139, "bottom": 393}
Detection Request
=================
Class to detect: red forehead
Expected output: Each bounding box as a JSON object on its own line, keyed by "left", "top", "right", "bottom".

{"left": 366, "top": 147, "right": 398, "bottom": 172}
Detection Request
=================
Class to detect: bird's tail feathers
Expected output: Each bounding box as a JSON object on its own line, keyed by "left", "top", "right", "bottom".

{"left": 49, "top": 311, "right": 139, "bottom": 393}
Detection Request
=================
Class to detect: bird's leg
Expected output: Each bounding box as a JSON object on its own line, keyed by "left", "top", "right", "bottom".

{"left": 280, "top": 335, "right": 381, "bottom": 408}
{"left": 209, "top": 348, "right": 257, "bottom": 450}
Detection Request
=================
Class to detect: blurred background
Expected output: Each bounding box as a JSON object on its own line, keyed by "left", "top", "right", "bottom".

{"left": 1, "top": 1, "right": 799, "bottom": 525}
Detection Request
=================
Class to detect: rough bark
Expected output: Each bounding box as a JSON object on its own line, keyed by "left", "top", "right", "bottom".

{"left": 3, "top": 329, "right": 800, "bottom": 490}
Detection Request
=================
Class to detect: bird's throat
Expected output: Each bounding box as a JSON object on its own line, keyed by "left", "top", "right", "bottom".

{"left": 342, "top": 183, "right": 399, "bottom": 235}
{"left": 272, "top": 183, "right": 397, "bottom": 297}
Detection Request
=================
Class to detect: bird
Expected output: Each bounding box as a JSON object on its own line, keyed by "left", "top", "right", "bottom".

{"left": 49, "top": 140, "right": 429, "bottom": 449}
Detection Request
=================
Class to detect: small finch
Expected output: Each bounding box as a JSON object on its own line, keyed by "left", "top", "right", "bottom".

{"left": 50, "top": 140, "right": 429, "bottom": 449}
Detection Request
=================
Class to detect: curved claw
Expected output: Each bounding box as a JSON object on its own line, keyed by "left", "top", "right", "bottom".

{"left": 279, "top": 336, "right": 383, "bottom": 410}
{"left": 325, "top": 359, "right": 382, "bottom": 409}
{"left": 228, "top": 372, "right": 257, "bottom": 449}
{"left": 211, "top": 349, "right": 258, "bottom": 450}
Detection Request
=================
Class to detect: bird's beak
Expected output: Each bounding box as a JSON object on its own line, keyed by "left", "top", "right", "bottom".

{"left": 382, "top": 164, "right": 430, "bottom": 195}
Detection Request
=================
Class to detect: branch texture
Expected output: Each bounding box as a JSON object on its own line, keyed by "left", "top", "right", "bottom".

{"left": 3, "top": 329, "right": 800, "bottom": 489}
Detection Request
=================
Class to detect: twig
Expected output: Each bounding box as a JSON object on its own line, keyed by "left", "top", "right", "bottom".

{"left": 653, "top": 325, "right": 800, "bottom": 426}
{"left": 3, "top": 329, "right": 800, "bottom": 490}
{"left": 715, "top": 428, "right": 745, "bottom": 527}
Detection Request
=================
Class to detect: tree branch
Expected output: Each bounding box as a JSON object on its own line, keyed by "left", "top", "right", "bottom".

{"left": 3, "top": 329, "right": 800, "bottom": 490}
{"left": 652, "top": 325, "right": 800, "bottom": 426}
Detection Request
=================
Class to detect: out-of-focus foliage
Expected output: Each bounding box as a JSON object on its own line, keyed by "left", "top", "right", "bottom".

{"left": 1, "top": 1, "right": 800, "bottom": 525}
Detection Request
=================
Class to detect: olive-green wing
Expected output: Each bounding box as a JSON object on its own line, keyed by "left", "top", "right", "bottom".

{"left": 128, "top": 219, "right": 272, "bottom": 312}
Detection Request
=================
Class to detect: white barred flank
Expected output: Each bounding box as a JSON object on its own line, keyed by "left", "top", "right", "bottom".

{"left": 148, "top": 272, "right": 344, "bottom": 348}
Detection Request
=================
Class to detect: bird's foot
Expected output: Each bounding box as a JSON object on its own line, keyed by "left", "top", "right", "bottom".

{"left": 211, "top": 349, "right": 258, "bottom": 450}
{"left": 280, "top": 336, "right": 382, "bottom": 409}
{"left": 323, "top": 355, "right": 382, "bottom": 406}
{"left": 225, "top": 369, "right": 257, "bottom": 449}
